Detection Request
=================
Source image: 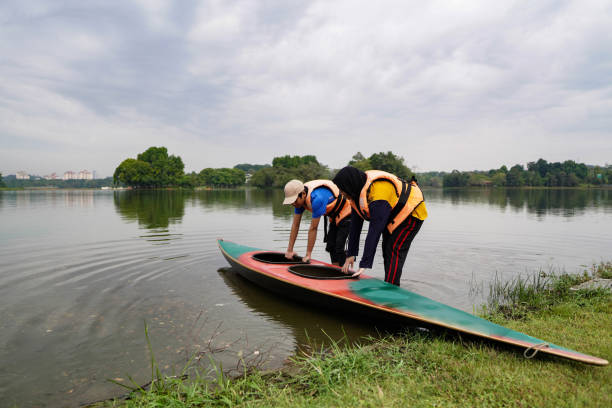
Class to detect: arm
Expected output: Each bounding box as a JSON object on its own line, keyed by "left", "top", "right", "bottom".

{"left": 286, "top": 212, "right": 303, "bottom": 259}
{"left": 346, "top": 209, "right": 363, "bottom": 257}
{"left": 303, "top": 216, "right": 321, "bottom": 262}
{"left": 358, "top": 200, "right": 391, "bottom": 269}
{"left": 342, "top": 209, "right": 364, "bottom": 273}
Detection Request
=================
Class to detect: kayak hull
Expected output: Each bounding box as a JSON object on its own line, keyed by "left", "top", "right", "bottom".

{"left": 218, "top": 239, "right": 608, "bottom": 366}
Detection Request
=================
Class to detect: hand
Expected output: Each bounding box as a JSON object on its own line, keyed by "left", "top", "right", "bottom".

{"left": 285, "top": 250, "right": 296, "bottom": 260}
{"left": 342, "top": 256, "right": 355, "bottom": 274}
{"left": 303, "top": 254, "right": 311, "bottom": 263}
{"left": 352, "top": 268, "right": 365, "bottom": 278}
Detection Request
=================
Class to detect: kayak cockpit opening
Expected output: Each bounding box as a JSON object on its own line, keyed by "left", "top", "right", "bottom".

{"left": 288, "top": 265, "right": 357, "bottom": 280}
{"left": 252, "top": 252, "right": 307, "bottom": 264}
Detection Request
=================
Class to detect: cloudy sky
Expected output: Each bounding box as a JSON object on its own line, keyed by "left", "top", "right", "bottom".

{"left": 1, "top": 0, "right": 611, "bottom": 177}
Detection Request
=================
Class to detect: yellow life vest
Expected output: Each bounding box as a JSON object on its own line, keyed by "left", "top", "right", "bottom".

{"left": 349, "top": 170, "right": 425, "bottom": 233}
{"left": 303, "top": 180, "right": 352, "bottom": 225}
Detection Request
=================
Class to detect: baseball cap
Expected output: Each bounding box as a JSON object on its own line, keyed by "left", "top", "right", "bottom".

{"left": 283, "top": 180, "right": 304, "bottom": 204}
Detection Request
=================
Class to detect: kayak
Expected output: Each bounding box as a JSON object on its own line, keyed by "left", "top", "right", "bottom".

{"left": 218, "top": 239, "right": 608, "bottom": 366}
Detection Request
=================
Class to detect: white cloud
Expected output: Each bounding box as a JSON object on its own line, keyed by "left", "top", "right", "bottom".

{"left": 1, "top": 0, "right": 611, "bottom": 176}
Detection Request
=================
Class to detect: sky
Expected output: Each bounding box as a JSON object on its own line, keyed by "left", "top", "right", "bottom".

{"left": 1, "top": 0, "right": 611, "bottom": 178}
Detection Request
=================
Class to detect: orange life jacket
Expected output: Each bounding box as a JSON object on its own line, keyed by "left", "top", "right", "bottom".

{"left": 349, "top": 170, "right": 424, "bottom": 233}
{"left": 303, "top": 180, "right": 351, "bottom": 225}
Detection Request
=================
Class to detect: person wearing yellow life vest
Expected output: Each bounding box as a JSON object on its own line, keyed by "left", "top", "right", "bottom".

{"left": 332, "top": 166, "right": 428, "bottom": 286}
{"left": 282, "top": 179, "right": 352, "bottom": 265}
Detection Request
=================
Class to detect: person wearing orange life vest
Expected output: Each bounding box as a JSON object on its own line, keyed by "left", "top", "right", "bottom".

{"left": 332, "top": 166, "right": 428, "bottom": 286}
{"left": 282, "top": 179, "right": 352, "bottom": 265}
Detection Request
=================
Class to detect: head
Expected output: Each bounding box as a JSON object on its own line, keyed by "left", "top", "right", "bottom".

{"left": 332, "top": 166, "right": 366, "bottom": 202}
{"left": 282, "top": 179, "right": 306, "bottom": 207}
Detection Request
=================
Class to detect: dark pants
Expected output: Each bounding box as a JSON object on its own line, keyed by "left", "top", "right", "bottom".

{"left": 382, "top": 216, "right": 423, "bottom": 286}
{"left": 325, "top": 218, "right": 350, "bottom": 265}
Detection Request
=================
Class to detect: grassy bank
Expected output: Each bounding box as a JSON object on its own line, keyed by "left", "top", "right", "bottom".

{"left": 99, "top": 264, "right": 611, "bottom": 407}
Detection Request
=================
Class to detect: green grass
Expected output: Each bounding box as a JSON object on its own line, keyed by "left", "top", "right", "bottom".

{"left": 95, "top": 268, "right": 611, "bottom": 408}
{"left": 591, "top": 261, "right": 612, "bottom": 279}
{"left": 481, "top": 262, "right": 612, "bottom": 321}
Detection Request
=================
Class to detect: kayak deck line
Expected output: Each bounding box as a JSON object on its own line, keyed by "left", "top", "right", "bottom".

{"left": 217, "top": 239, "right": 609, "bottom": 366}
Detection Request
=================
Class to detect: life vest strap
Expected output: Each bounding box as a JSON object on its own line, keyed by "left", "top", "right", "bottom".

{"left": 388, "top": 180, "right": 411, "bottom": 227}
{"left": 327, "top": 194, "right": 346, "bottom": 221}
{"left": 323, "top": 215, "right": 328, "bottom": 243}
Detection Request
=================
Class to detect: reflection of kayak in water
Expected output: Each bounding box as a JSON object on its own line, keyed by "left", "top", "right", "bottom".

{"left": 217, "top": 267, "right": 374, "bottom": 348}
{"left": 218, "top": 239, "right": 608, "bottom": 366}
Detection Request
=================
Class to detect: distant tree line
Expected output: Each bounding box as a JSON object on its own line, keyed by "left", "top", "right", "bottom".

{"left": 182, "top": 168, "right": 246, "bottom": 188}
{"left": 1, "top": 175, "right": 114, "bottom": 189}
{"left": 0, "top": 172, "right": 5, "bottom": 188}
{"left": 108, "top": 147, "right": 610, "bottom": 190}
{"left": 416, "top": 159, "right": 611, "bottom": 188}
{"left": 249, "top": 155, "right": 330, "bottom": 188}
{"left": 233, "top": 163, "right": 270, "bottom": 174}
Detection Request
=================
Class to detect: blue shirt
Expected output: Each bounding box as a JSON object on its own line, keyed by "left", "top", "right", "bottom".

{"left": 294, "top": 187, "right": 335, "bottom": 218}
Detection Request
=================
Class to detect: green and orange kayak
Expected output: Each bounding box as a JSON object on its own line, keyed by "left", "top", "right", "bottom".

{"left": 218, "top": 239, "right": 608, "bottom": 366}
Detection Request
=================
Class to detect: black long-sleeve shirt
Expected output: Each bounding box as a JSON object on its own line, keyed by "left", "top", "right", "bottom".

{"left": 346, "top": 200, "right": 392, "bottom": 269}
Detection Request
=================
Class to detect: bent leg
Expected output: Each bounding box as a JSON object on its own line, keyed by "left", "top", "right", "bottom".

{"left": 325, "top": 222, "right": 338, "bottom": 263}
{"left": 382, "top": 216, "right": 423, "bottom": 286}
{"left": 332, "top": 218, "right": 350, "bottom": 265}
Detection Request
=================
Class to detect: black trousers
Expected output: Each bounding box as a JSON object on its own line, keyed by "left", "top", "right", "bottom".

{"left": 382, "top": 216, "right": 423, "bottom": 286}
{"left": 325, "top": 218, "right": 350, "bottom": 265}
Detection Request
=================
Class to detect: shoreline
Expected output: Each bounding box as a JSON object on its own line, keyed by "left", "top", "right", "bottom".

{"left": 89, "top": 264, "right": 611, "bottom": 407}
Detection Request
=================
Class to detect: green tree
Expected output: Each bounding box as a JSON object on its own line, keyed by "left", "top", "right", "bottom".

{"left": 527, "top": 159, "right": 548, "bottom": 178}
{"left": 491, "top": 172, "right": 506, "bottom": 187}
{"left": 416, "top": 172, "right": 444, "bottom": 187}
{"left": 181, "top": 172, "right": 199, "bottom": 188}
{"left": 506, "top": 164, "right": 525, "bottom": 187}
{"left": 347, "top": 151, "right": 412, "bottom": 179}
{"left": 113, "top": 158, "right": 155, "bottom": 187}
{"left": 234, "top": 163, "right": 269, "bottom": 174}
{"left": 137, "top": 146, "right": 185, "bottom": 186}
{"left": 368, "top": 151, "right": 412, "bottom": 180}
{"left": 348, "top": 152, "right": 371, "bottom": 171}
{"left": 114, "top": 146, "right": 185, "bottom": 188}
{"left": 251, "top": 155, "right": 329, "bottom": 188}
{"left": 0, "top": 172, "right": 5, "bottom": 188}
{"left": 524, "top": 171, "right": 543, "bottom": 186}
{"left": 250, "top": 167, "right": 276, "bottom": 188}
{"left": 272, "top": 155, "right": 319, "bottom": 169}
{"left": 443, "top": 170, "right": 470, "bottom": 187}
{"left": 197, "top": 168, "right": 245, "bottom": 187}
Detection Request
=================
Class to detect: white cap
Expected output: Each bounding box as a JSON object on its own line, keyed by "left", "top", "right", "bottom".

{"left": 283, "top": 180, "right": 304, "bottom": 204}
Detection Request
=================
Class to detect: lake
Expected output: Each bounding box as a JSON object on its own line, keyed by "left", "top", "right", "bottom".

{"left": 1, "top": 188, "right": 611, "bottom": 407}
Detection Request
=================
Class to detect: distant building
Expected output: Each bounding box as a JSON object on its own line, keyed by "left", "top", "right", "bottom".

{"left": 16, "top": 171, "right": 30, "bottom": 180}
{"left": 44, "top": 173, "right": 58, "bottom": 180}
{"left": 63, "top": 171, "right": 76, "bottom": 180}
{"left": 78, "top": 170, "right": 93, "bottom": 180}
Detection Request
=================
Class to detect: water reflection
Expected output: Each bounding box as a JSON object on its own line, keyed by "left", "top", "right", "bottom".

{"left": 112, "top": 188, "right": 612, "bottom": 237}
{"left": 191, "top": 189, "right": 293, "bottom": 219}
{"left": 114, "top": 190, "right": 186, "bottom": 228}
{"left": 432, "top": 188, "right": 612, "bottom": 217}
{"left": 217, "top": 268, "right": 373, "bottom": 349}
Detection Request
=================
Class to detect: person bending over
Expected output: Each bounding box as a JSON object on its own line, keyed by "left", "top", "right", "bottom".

{"left": 283, "top": 179, "right": 352, "bottom": 265}
{"left": 332, "top": 166, "right": 427, "bottom": 286}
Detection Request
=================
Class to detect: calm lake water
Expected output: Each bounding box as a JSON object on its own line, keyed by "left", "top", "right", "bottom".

{"left": 1, "top": 188, "right": 611, "bottom": 407}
